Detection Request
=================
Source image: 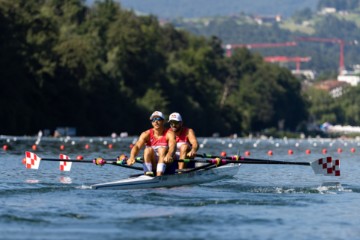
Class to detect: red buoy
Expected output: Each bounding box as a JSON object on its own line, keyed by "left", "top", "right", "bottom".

{"left": 337, "top": 148, "right": 343, "bottom": 153}
{"left": 85, "top": 144, "right": 90, "bottom": 150}
{"left": 351, "top": 148, "right": 356, "bottom": 153}
{"left": 220, "top": 151, "right": 227, "bottom": 157}
{"left": 288, "top": 149, "right": 293, "bottom": 155}
{"left": 267, "top": 150, "right": 273, "bottom": 156}
{"left": 32, "top": 144, "right": 37, "bottom": 151}
{"left": 76, "top": 155, "right": 84, "bottom": 160}
{"left": 244, "top": 151, "right": 251, "bottom": 156}
{"left": 3, "top": 145, "right": 8, "bottom": 151}
{"left": 322, "top": 148, "right": 327, "bottom": 154}
{"left": 60, "top": 145, "right": 65, "bottom": 151}
{"left": 305, "top": 149, "right": 311, "bottom": 154}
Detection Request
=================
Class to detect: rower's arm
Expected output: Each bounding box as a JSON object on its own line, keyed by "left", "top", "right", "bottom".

{"left": 127, "top": 131, "right": 148, "bottom": 165}
{"left": 166, "top": 130, "right": 176, "bottom": 159}
{"left": 187, "top": 128, "right": 199, "bottom": 156}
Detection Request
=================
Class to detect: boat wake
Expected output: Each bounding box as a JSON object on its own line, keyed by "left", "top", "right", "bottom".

{"left": 77, "top": 185, "right": 92, "bottom": 190}
{"left": 206, "top": 181, "right": 348, "bottom": 194}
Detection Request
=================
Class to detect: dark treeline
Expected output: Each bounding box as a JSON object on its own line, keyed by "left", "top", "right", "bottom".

{"left": 0, "top": 0, "right": 308, "bottom": 136}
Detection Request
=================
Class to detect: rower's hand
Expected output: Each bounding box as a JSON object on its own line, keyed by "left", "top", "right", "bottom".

{"left": 164, "top": 155, "right": 173, "bottom": 164}
{"left": 187, "top": 150, "right": 196, "bottom": 158}
{"left": 127, "top": 157, "right": 136, "bottom": 165}
{"left": 116, "top": 154, "right": 127, "bottom": 165}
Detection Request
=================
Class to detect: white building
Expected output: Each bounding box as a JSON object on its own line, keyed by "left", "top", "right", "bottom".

{"left": 337, "top": 74, "right": 360, "bottom": 86}
{"left": 314, "top": 80, "right": 349, "bottom": 98}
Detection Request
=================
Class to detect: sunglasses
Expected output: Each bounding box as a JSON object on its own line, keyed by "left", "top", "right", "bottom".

{"left": 151, "top": 117, "right": 163, "bottom": 122}
{"left": 169, "top": 121, "right": 180, "bottom": 126}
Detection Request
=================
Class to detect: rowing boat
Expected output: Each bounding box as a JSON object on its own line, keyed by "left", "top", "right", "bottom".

{"left": 23, "top": 152, "right": 340, "bottom": 190}
{"left": 91, "top": 163, "right": 241, "bottom": 190}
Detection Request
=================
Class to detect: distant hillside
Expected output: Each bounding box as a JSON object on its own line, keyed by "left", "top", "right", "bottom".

{"left": 86, "top": 0, "right": 319, "bottom": 19}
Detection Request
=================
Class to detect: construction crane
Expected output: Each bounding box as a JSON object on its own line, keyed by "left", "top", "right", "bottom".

{"left": 295, "top": 37, "right": 345, "bottom": 73}
{"left": 264, "top": 56, "right": 311, "bottom": 71}
{"left": 224, "top": 41, "right": 297, "bottom": 57}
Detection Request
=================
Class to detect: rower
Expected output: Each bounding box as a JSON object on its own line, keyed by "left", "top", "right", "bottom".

{"left": 126, "top": 111, "right": 176, "bottom": 176}
{"left": 168, "top": 112, "right": 199, "bottom": 170}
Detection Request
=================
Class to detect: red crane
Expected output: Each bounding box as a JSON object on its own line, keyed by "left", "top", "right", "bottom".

{"left": 264, "top": 56, "right": 311, "bottom": 71}
{"left": 225, "top": 41, "right": 297, "bottom": 57}
{"left": 295, "top": 37, "right": 345, "bottom": 73}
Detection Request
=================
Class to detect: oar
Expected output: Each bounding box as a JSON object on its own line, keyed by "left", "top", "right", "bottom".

{"left": 183, "top": 158, "right": 309, "bottom": 165}
{"left": 136, "top": 153, "right": 339, "bottom": 176}
{"left": 24, "top": 151, "right": 143, "bottom": 171}
{"left": 42, "top": 158, "right": 143, "bottom": 170}
{"left": 183, "top": 156, "right": 341, "bottom": 176}
{"left": 197, "top": 153, "right": 309, "bottom": 165}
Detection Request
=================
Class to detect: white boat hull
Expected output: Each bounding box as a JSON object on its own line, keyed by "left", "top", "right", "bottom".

{"left": 91, "top": 164, "right": 241, "bottom": 190}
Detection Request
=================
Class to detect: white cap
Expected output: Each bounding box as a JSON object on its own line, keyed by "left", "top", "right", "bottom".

{"left": 149, "top": 111, "right": 165, "bottom": 120}
{"left": 168, "top": 112, "right": 182, "bottom": 122}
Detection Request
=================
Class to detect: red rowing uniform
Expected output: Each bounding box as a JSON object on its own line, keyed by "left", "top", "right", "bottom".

{"left": 174, "top": 127, "right": 191, "bottom": 154}
{"left": 146, "top": 128, "right": 169, "bottom": 150}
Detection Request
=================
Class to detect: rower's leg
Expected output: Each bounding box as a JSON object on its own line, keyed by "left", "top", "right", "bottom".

{"left": 144, "top": 147, "right": 156, "bottom": 175}
{"left": 178, "top": 144, "right": 190, "bottom": 169}
{"left": 156, "top": 147, "right": 167, "bottom": 176}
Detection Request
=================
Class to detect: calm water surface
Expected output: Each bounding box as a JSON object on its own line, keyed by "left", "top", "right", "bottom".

{"left": 1, "top": 136, "right": 360, "bottom": 240}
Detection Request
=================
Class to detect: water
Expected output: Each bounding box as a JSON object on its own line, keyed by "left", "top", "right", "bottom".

{"left": 1, "top": 136, "right": 360, "bottom": 239}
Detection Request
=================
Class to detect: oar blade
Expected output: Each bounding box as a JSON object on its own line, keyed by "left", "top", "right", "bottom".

{"left": 59, "top": 154, "right": 72, "bottom": 171}
{"left": 310, "top": 157, "right": 340, "bottom": 176}
{"left": 24, "top": 151, "right": 41, "bottom": 170}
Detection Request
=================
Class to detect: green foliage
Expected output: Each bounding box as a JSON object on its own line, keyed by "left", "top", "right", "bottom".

{"left": 0, "top": 0, "right": 309, "bottom": 136}
{"left": 338, "top": 85, "right": 360, "bottom": 124}
{"left": 292, "top": 8, "right": 313, "bottom": 24}
{"left": 171, "top": 5, "right": 360, "bottom": 76}
{"left": 305, "top": 87, "right": 342, "bottom": 124}
{"left": 136, "top": 88, "right": 169, "bottom": 112}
